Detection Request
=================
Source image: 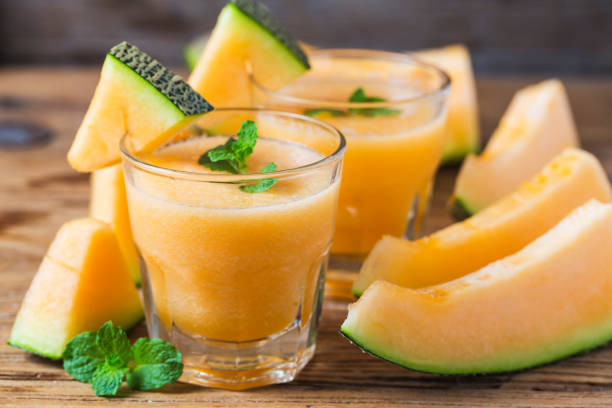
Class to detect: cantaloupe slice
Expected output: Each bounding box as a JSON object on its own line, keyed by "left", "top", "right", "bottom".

{"left": 353, "top": 148, "right": 611, "bottom": 296}
{"left": 183, "top": 31, "right": 315, "bottom": 72}
{"left": 342, "top": 199, "right": 612, "bottom": 374}
{"left": 188, "top": 0, "right": 309, "bottom": 108}
{"left": 413, "top": 44, "right": 480, "bottom": 164}
{"left": 90, "top": 164, "right": 140, "bottom": 285}
{"left": 451, "top": 79, "right": 578, "bottom": 217}
{"left": 8, "top": 218, "right": 143, "bottom": 359}
{"left": 68, "top": 42, "right": 213, "bottom": 172}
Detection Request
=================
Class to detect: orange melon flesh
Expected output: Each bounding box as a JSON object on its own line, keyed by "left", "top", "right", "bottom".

{"left": 342, "top": 199, "right": 612, "bottom": 374}
{"left": 452, "top": 79, "right": 578, "bottom": 216}
{"left": 68, "top": 42, "right": 212, "bottom": 172}
{"left": 90, "top": 164, "right": 140, "bottom": 285}
{"left": 8, "top": 218, "right": 143, "bottom": 359}
{"left": 353, "top": 148, "right": 611, "bottom": 295}
{"left": 188, "top": 1, "right": 309, "bottom": 108}
{"left": 414, "top": 44, "right": 480, "bottom": 164}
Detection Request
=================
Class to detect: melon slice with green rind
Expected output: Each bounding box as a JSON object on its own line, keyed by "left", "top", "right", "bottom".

{"left": 353, "top": 148, "right": 611, "bottom": 296}
{"left": 68, "top": 41, "right": 213, "bottom": 172}
{"left": 188, "top": 0, "right": 309, "bottom": 108}
{"left": 342, "top": 199, "right": 612, "bottom": 374}
{"left": 90, "top": 164, "right": 140, "bottom": 285}
{"left": 8, "top": 218, "right": 143, "bottom": 359}
{"left": 450, "top": 79, "right": 578, "bottom": 217}
{"left": 413, "top": 44, "right": 480, "bottom": 164}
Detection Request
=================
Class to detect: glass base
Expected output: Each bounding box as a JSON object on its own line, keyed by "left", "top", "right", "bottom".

{"left": 139, "top": 255, "right": 325, "bottom": 390}
{"left": 181, "top": 344, "right": 315, "bottom": 390}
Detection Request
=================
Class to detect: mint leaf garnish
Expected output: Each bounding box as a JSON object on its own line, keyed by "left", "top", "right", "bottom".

{"left": 304, "top": 108, "right": 346, "bottom": 118}
{"left": 62, "top": 321, "right": 183, "bottom": 397}
{"left": 91, "top": 362, "right": 128, "bottom": 396}
{"left": 96, "top": 321, "right": 132, "bottom": 367}
{"left": 63, "top": 331, "right": 105, "bottom": 383}
{"left": 348, "top": 87, "right": 401, "bottom": 117}
{"left": 233, "top": 120, "right": 258, "bottom": 168}
{"left": 198, "top": 121, "right": 278, "bottom": 193}
{"left": 240, "top": 162, "right": 278, "bottom": 193}
{"left": 126, "top": 338, "right": 183, "bottom": 390}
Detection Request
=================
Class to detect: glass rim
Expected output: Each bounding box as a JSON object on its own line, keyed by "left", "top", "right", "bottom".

{"left": 249, "top": 48, "right": 452, "bottom": 109}
{"left": 119, "top": 107, "right": 346, "bottom": 182}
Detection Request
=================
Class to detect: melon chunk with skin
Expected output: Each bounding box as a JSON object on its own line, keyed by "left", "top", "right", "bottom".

{"left": 8, "top": 218, "right": 143, "bottom": 359}
{"left": 90, "top": 164, "right": 140, "bottom": 285}
{"left": 451, "top": 79, "right": 578, "bottom": 217}
{"left": 188, "top": 0, "right": 310, "bottom": 108}
{"left": 353, "top": 148, "right": 611, "bottom": 296}
{"left": 68, "top": 42, "right": 213, "bottom": 172}
{"left": 342, "top": 200, "right": 612, "bottom": 374}
{"left": 413, "top": 44, "right": 480, "bottom": 164}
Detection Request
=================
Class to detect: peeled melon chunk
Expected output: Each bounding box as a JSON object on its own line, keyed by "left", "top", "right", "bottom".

{"left": 451, "top": 79, "right": 578, "bottom": 217}
{"left": 353, "top": 148, "right": 611, "bottom": 296}
{"left": 90, "top": 164, "right": 140, "bottom": 285}
{"left": 68, "top": 42, "right": 213, "bottom": 172}
{"left": 188, "top": 0, "right": 309, "bottom": 107}
{"left": 9, "top": 218, "right": 143, "bottom": 359}
{"left": 414, "top": 44, "right": 480, "bottom": 164}
{"left": 342, "top": 200, "right": 612, "bottom": 374}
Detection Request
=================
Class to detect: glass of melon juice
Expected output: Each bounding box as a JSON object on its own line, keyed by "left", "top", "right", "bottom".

{"left": 251, "top": 49, "right": 450, "bottom": 296}
{"left": 120, "top": 108, "right": 345, "bottom": 390}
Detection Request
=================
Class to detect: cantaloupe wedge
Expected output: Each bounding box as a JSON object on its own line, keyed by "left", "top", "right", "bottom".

{"left": 8, "top": 218, "right": 143, "bottom": 359}
{"left": 188, "top": 0, "right": 309, "bottom": 108}
{"left": 90, "top": 164, "right": 140, "bottom": 285}
{"left": 342, "top": 199, "right": 612, "bottom": 374}
{"left": 68, "top": 42, "right": 213, "bottom": 172}
{"left": 451, "top": 79, "right": 578, "bottom": 217}
{"left": 353, "top": 148, "right": 611, "bottom": 296}
{"left": 413, "top": 44, "right": 480, "bottom": 164}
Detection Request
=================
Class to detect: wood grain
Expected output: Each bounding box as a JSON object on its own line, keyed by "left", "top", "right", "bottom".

{"left": 1, "top": 68, "right": 612, "bottom": 406}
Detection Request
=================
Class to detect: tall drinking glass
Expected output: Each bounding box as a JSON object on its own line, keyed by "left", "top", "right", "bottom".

{"left": 251, "top": 49, "right": 450, "bottom": 296}
{"left": 121, "top": 108, "right": 345, "bottom": 389}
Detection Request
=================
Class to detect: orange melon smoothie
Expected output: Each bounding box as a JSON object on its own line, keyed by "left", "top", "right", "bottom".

{"left": 251, "top": 49, "right": 450, "bottom": 295}
{"left": 120, "top": 109, "right": 345, "bottom": 389}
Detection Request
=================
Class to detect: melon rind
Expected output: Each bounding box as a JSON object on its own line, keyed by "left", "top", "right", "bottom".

{"left": 342, "top": 200, "right": 612, "bottom": 374}
{"left": 229, "top": 0, "right": 309, "bottom": 69}
{"left": 68, "top": 42, "right": 213, "bottom": 172}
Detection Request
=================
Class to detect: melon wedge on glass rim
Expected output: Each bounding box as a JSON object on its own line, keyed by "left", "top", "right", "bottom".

{"left": 188, "top": 0, "right": 310, "bottom": 108}
{"left": 67, "top": 41, "right": 213, "bottom": 172}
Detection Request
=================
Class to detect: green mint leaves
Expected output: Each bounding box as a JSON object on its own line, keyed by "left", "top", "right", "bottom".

{"left": 304, "top": 87, "right": 401, "bottom": 118}
{"left": 240, "top": 162, "right": 278, "bottom": 193}
{"left": 348, "top": 87, "right": 401, "bottom": 117}
{"left": 304, "top": 108, "right": 345, "bottom": 118}
{"left": 198, "top": 120, "right": 258, "bottom": 174}
{"left": 198, "top": 120, "right": 277, "bottom": 193}
{"left": 63, "top": 321, "right": 182, "bottom": 397}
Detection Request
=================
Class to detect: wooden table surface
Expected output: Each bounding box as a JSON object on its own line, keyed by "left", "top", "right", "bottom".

{"left": 1, "top": 68, "right": 612, "bottom": 407}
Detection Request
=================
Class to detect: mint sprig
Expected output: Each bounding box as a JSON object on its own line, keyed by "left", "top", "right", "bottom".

{"left": 302, "top": 87, "right": 401, "bottom": 118}
{"left": 348, "top": 87, "right": 401, "bottom": 117}
{"left": 240, "top": 162, "right": 278, "bottom": 193}
{"left": 198, "top": 120, "right": 277, "bottom": 193}
{"left": 63, "top": 321, "right": 182, "bottom": 397}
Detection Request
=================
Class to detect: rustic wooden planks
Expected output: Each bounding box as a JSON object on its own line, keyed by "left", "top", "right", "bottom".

{"left": 0, "top": 68, "right": 611, "bottom": 406}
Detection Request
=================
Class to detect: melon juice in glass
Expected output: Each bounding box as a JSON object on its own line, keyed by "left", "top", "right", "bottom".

{"left": 120, "top": 109, "right": 345, "bottom": 389}
{"left": 251, "top": 49, "right": 450, "bottom": 295}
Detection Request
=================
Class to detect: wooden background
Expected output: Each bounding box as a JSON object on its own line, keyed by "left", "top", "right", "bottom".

{"left": 1, "top": 0, "right": 612, "bottom": 74}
